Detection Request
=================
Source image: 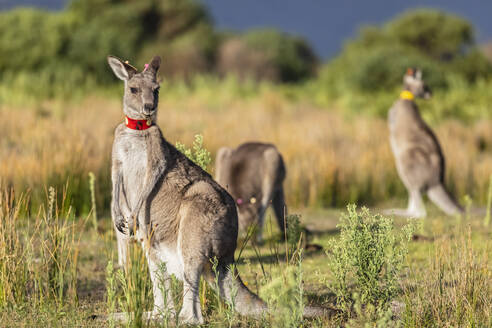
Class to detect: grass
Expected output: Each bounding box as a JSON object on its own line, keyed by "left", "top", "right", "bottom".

{"left": 1, "top": 87, "right": 491, "bottom": 214}
{"left": 0, "top": 77, "right": 491, "bottom": 326}
{"left": 0, "top": 181, "right": 490, "bottom": 327}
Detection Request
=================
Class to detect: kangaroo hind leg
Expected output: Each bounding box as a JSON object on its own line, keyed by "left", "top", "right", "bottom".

{"left": 384, "top": 189, "right": 426, "bottom": 218}
{"left": 205, "top": 257, "right": 267, "bottom": 317}
{"left": 180, "top": 259, "right": 204, "bottom": 324}
{"left": 272, "top": 187, "right": 287, "bottom": 237}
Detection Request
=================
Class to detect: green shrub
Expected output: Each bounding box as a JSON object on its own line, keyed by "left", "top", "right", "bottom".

{"left": 286, "top": 214, "right": 303, "bottom": 255}
{"left": 342, "top": 46, "right": 447, "bottom": 92}
{"left": 317, "top": 8, "right": 492, "bottom": 116}
{"left": 0, "top": 0, "right": 217, "bottom": 100}
{"left": 327, "top": 205, "right": 414, "bottom": 318}
{"left": 175, "top": 134, "right": 212, "bottom": 172}
{"left": 0, "top": 9, "right": 72, "bottom": 72}
{"left": 66, "top": 4, "right": 144, "bottom": 84}
{"left": 385, "top": 9, "right": 474, "bottom": 60}
{"left": 262, "top": 251, "right": 304, "bottom": 327}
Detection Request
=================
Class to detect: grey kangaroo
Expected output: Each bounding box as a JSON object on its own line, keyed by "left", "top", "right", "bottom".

{"left": 215, "top": 142, "right": 287, "bottom": 242}
{"left": 385, "top": 68, "right": 463, "bottom": 218}
{"left": 108, "top": 55, "right": 331, "bottom": 323}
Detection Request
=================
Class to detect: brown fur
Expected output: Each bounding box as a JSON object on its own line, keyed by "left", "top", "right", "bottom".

{"left": 386, "top": 69, "right": 463, "bottom": 218}
{"left": 107, "top": 55, "right": 336, "bottom": 324}
{"left": 215, "top": 142, "right": 287, "bottom": 241}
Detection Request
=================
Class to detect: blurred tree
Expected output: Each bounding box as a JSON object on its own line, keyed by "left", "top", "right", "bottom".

{"left": 0, "top": 0, "right": 318, "bottom": 92}
{"left": 67, "top": 0, "right": 217, "bottom": 81}
{"left": 216, "top": 28, "right": 317, "bottom": 82}
{"left": 320, "top": 9, "right": 492, "bottom": 94}
{"left": 137, "top": 0, "right": 217, "bottom": 79}
{"left": 241, "top": 28, "right": 317, "bottom": 82}
{"left": 67, "top": 2, "right": 144, "bottom": 83}
{"left": 482, "top": 42, "right": 492, "bottom": 63}
{"left": 0, "top": 0, "right": 217, "bottom": 86}
{"left": 386, "top": 10, "right": 474, "bottom": 60}
{"left": 0, "top": 9, "right": 72, "bottom": 72}
{"left": 217, "top": 37, "right": 278, "bottom": 81}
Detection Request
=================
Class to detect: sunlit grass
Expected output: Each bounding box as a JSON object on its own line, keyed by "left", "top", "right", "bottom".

{"left": 1, "top": 90, "right": 491, "bottom": 214}
{"left": 0, "top": 180, "right": 490, "bottom": 327}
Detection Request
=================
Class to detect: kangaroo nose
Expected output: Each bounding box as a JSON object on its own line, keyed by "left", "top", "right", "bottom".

{"left": 143, "top": 103, "right": 154, "bottom": 114}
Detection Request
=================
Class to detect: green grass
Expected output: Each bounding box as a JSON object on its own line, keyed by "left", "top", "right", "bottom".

{"left": 2, "top": 191, "right": 490, "bottom": 327}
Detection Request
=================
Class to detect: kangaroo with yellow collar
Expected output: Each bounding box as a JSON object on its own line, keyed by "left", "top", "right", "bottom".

{"left": 385, "top": 68, "right": 463, "bottom": 218}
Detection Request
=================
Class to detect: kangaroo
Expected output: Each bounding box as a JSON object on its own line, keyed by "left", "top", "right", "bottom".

{"left": 108, "top": 55, "right": 332, "bottom": 324}
{"left": 385, "top": 68, "right": 464, "bottom": 218}
{"left": 215, "top": 142, "right": 287, "bottom": 242}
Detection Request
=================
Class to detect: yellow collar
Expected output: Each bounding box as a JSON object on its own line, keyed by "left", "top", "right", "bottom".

{"left": 400, "top": 90, "right": 414, "bottom": 100}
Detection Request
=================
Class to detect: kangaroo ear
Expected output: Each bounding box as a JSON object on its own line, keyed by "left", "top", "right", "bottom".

{"left": 148, "top": 56, "right": 161, "bottom": 75}
{"left": 415, "top": 69, "right": 422, "bottom": 80}
{"left": 107, "top": 56, "right": 138, "bottom": 81}
{"left": 215, "top": 147, "right": 233, "bottom": 183}
{"left": 216, "top": 147, "right": 232, "bottom": 162}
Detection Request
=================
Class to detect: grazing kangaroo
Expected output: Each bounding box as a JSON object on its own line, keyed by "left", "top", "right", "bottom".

{"left": 215, "top": 142, "right": 287, "bottom": 242}
{"left": 385, "top": 68, "right": 463, "bottom": 218}
{"left": 108, "top": 55, "right": 331, "bottom": 324}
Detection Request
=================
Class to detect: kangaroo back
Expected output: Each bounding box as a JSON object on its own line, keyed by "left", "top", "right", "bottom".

{"left": 215, "top": 142, "right": 287, "bottom": 241}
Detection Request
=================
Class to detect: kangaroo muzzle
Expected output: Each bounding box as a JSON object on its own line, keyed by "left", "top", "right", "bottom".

{"left": 143, "top": 103, "right": 155, "bottom": 116}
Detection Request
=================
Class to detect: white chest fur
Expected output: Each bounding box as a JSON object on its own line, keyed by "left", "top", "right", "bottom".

{"left": 118, "top": 134, "right": 148, "bottom": 209}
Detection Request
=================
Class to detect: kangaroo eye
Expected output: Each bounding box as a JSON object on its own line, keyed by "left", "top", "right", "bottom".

{"left": 130, "top": 87, "right": 139, "bottom": 94}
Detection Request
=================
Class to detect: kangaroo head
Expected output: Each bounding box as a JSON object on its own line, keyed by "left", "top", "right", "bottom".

{"left": 107, "top": 55, "right": 161, "bottom": 120}
{"left": 403, "top": 68, "right": 432, "bottom": 99}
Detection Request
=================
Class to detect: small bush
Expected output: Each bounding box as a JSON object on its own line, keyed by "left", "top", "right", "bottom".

{"left": 327, "top": 205, "right": 414, "bottom": 319}
{"left": 262, "top": 251, "right": 304, "bottom": 327}
{"left": 286, "top": 214, "right": 303, "bottom": 255}
{"left": 175, "top": 134, "right": 212, "bottom": 172}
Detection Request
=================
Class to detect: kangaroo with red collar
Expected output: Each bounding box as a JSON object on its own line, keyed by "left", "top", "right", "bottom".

{"left": 108, "top": 55, "right": 333, "bottom": 324}
{"left": 385, "top": 68, "right": 463, "bottom": 218}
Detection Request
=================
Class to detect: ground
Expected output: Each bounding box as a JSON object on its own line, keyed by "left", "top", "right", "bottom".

{"left": 1, "top": 201, "right": 490, "bottom": 327}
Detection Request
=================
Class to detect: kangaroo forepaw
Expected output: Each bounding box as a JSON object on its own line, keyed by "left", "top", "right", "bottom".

{"left": 115, "top": 215, "right": 137, "bottom": 236}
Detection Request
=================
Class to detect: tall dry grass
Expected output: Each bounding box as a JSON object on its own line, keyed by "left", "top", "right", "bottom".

{"left": 1, "top": 91, "right": 491, "bottom": 213}
{"left": 0, "top": 185, "right": 82, "bottom": 309}
{"left": 402, "top": 225, "right": 491, "bottom": 327}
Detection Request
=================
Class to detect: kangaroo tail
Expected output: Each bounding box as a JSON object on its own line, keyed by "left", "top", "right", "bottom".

{"left": 210, "top": 261, "right": 339, "bottom": 319}
{"left": 210, "top": 263, "right": 267, "bottom": 317}
{"left": 427, "top": 184, "right": 464, "bottom": 215}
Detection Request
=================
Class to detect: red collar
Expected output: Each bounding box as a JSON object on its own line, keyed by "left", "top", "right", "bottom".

{"left": 125, "top": 116, "right": 153, "bottom": 130}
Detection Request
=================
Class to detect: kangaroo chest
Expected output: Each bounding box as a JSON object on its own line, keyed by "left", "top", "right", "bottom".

{"left": 117, "top": 134, "right": 149, "bottom": 209}
{"left": 388, "top": 102, "right": 420, "bottom": 153}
